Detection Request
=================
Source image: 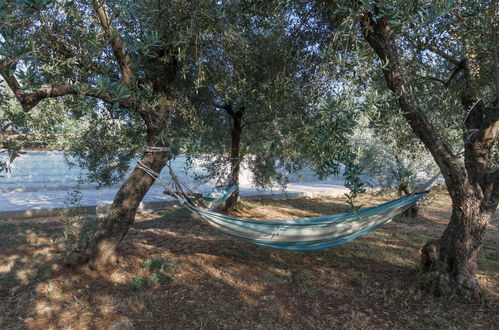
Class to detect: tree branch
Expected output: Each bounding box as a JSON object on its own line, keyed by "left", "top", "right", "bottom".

{"left": 360, "top": 13, "right": 465, "bottom": 190}
{"left": 416, "top": 41, "right": 462, "bottom": 66}
{"left": 0, "top": 62, "right": 130, "bottom": 111}
{"left": 413, "top": 73, "right": 447, "bottom": 85}
{"left": 92, "top": 0, "right": 133, "bottom": 89}
{"left": 241, "top": 119, "right": 264, "bottom": 129}
{"left": 214, "top": 102, "right": 234, "bottom": 115}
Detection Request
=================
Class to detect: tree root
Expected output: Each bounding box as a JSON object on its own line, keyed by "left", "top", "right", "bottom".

{"left": 421, "top": 240, "right": 485, "bottom": 303}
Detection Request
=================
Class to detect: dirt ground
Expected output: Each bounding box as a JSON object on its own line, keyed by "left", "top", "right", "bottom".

{"left": 0, "top": 190, "right": 498, "bottom": 329}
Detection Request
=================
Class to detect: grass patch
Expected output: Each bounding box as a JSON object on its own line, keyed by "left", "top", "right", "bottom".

{"left": 129, "top": 257, "right": 178, "bottom": 290}
{"left": 130, "top": 275, "right": 151, "bottom": 291}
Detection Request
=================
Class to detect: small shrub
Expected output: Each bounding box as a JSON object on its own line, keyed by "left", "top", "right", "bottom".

{"left": 141, "top": 258, "right": 177, "bottom": 273}
{"left": 130, "top": 275, "right": 150, "bottom": 291}
{"left": 135, "top": 257, "right": 178, "bottom": 289}
{"left": 61, "top": 182, "right": 97, "bottom": 245}
{"left": 150, "top": 271, "right": 172, "bottom": 285}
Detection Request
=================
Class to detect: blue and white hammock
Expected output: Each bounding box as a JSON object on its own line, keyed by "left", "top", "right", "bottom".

{"left": 138, "top": 161, "right": 431, "bottom": 251}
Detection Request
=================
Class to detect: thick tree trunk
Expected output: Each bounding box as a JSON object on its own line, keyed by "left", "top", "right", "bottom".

{"left": 222, "top": 107, "right": 244, "bottom": 212}
{"left": 65, "top": 148, "right": 169, "bottom": 269}
{"left": 421, "top": 190, "right": 496, "bottom": 302}
{"left": 66, "top": 102, "right": 172, "bottom": 269}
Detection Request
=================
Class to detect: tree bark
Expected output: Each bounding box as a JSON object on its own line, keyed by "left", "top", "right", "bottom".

{"left": 65, "top": 103, "right": 172, "bottom": 269}
{"left": 222, "top": 106, "right": 244, "bottom": 212}
{"left": 65, "top": 148, "right": 169, "bottom": 269}
{"left": 359, "top": 12, "right": 499, "bottom": 301}
{"left": 421, "top": 189, "right": 495, "bottom": 302}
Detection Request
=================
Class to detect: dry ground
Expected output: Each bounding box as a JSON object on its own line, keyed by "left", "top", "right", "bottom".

{"left": 0, "top": 189, "right": 498, "bottom": 329}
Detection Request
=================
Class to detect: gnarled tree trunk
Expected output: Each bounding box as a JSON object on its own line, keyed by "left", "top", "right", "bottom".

{"left": 65, "top": 148, "right": 169, "bottom": 269}
{"left": 66, "top": 104, "right": 172, "bottom": 269}
{"left": 422, "top": 187, "right": 495, "bottom": 301}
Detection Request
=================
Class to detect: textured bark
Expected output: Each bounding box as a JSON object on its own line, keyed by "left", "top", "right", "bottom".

{"left": 222, "top": 106, "right": 244, "bottom": 212}
{"left": 360, "top": 12, "right": 499, "bottom": 301}
{"left": 65, "top": 103, "right": 172, "bottom": 269}
{"left": 421, "top": 191, "right": 494, "bottom": 302}
{"left": 0, "top": 63, "right": 131, "bottom": 112}
{"left": 65, "top": 148, "right": 169, "bottom": 269}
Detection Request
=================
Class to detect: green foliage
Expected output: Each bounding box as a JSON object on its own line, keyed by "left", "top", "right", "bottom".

{"left": 0, "top": 87, "right": 26, "bottom": 175}
{"left": 141, "top": 258, "right": 174, "bottom": 272}
{"left": 64, "top": 115, "right": 144, "bottom": 187}
{"left": 299, "top": 95, "right": 360, "bottom": 179}
{"left": 61, "top": 181, "right": 97, "bottom": 246}
{"left": 131, "top": 257, "right": 177, "bottom": 290}
{"left": 0, "top": 140, "right": 24, "bottom": 176}
{"left": 343, "top": 155, "right": 366, "bottom": 212}
{"left": 150, "top": 271, "right": 172, "bottom": 285}
{"left": 130, "top": 275, "right": 151, "bottom": 291}
{"left": 172, "top": 0, "right": 359, "bottom": 191}
{"left": 2, "top": 0, "right": 494, "bottom": 214}
{"left": 0, "top": 0, "right": 225, "bottom": 185}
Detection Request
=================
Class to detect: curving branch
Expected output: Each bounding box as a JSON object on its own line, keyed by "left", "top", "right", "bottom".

{"left": 0, "top": 62, "right": 131, "bottom": 111}
{"left": 91, "top": 0, "right": 133, "bottom": 89}
{"left": 416, "top": 41, "right": 462, "bottom": 66}
{"left": 214, "top": 102, "right": 234, "bottom": 115}
{"left": 360, "top": 13, "right": 464, "bottom": 189}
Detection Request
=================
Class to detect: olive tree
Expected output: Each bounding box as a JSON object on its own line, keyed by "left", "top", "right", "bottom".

{"left": 172, "top": 0, "right": 333, "bottom": 211}
{"left": 0, "top": 0, "right": 216, "bottom": 268}
{"left": 312, "top": 0, "right": 498, "bottom": 301}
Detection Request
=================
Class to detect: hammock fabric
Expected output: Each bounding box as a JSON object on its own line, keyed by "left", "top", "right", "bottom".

{"left": 137, "top": 161, "right": 429, "bottom": 251}
{"left": 200, "top": 185, "right": 240, "bottom": 210}
{"left": 181, "top": 192, "right": 427, "bottom": 251}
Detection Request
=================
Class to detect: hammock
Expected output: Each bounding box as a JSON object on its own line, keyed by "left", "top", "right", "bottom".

{"left": 137, "top": 161, "right": 431, "bottom": 251}
{"left": 199, "top": 185, "right": 240, "bottom": 210}
{"left": 155, "top": 159, "right": 239, "bottom": 211}
{"left": 182, "top": 192, "right": 426, "bottom": 251}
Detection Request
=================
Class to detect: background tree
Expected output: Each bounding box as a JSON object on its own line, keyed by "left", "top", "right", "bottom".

{"left": 172, "top": 0, "right": 327, "bottom": 211}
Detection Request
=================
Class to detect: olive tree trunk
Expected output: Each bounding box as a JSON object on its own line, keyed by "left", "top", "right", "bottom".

{"left": 65, "top": 105, "right": 172, "bottom": 269}
{"left": 65, "top": 149, "right": 169, "bottom": 269}
{"left": 222, "top": 105, "right": 245, "bottom": 212}
{"left": 421, "top": 188, "right": 496, "bottom": 301}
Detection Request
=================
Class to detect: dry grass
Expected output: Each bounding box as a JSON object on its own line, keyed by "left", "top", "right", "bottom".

{"left": 0, "top": 189, "right": 498, "bottom": 329}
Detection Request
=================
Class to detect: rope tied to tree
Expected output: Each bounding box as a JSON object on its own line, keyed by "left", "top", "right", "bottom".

{"left": 143, "top": 146, "right": 170, "bottom": 153}
{"left": 136, "top": 161, "right": 187, "bottom": 206}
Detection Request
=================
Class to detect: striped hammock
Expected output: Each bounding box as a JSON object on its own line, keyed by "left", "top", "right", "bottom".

{"left": 182, "top": 192, "right": 426, "bottom": 251}
{"left": 137, "top": 161, "right": 429, "bottom": 251}
{"left": 200, "top": 185, "right": 240, "bottom": 210}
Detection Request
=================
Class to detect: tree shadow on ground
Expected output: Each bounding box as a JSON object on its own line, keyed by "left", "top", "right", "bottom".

{"left": 1, "top": 196, "right": 498, "bottom": 329}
